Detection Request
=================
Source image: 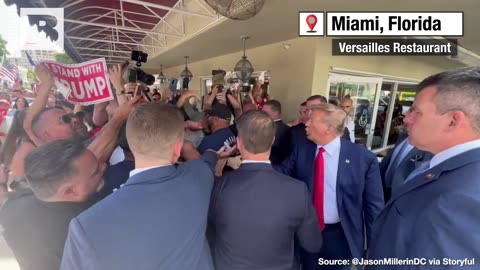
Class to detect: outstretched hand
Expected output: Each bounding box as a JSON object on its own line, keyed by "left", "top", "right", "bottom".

{"left": 34, "top": 64, "right": 55, "bottom": 89}
{"left": 217, "top": 144, "right": 237, "bottom": 159}
{"left": 108, "top": 64, "right": 125, "bottom": 90}
{"left": 112, "top": 95, "right": 141, "bottom": 121}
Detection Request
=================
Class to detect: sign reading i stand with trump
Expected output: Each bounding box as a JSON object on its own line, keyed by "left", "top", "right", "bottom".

{"left": 40, "top": 58, "right": 114, "bottom": 105}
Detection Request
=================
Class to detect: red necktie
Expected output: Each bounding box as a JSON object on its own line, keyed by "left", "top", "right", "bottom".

{"left": 313, "top": 147, "right": 325, "bottom": 231}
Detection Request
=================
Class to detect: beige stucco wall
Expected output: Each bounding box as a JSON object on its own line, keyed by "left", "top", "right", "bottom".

{"left": 165, "top": 36, "right": 466, "bottom": 122}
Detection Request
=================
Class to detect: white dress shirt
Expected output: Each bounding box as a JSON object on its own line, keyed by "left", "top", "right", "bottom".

{"left": 129, "top": 164, "right": 172, "bottom": 177}
{"left": 241, "top": 160, "right": 271, "bottom": 164}
{"left": 429, "top": 139, "right": 480, "bottom": 169}
{"left": 315, "top": 137, "right": 341, "bottom": 224}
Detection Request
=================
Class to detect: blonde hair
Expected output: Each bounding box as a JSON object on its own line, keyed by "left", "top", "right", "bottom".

{"left": 126, "top": 103, "right": 184, "bottom": 160}
{"left": 310, "top": 103, "right": 347, "bottom": 136}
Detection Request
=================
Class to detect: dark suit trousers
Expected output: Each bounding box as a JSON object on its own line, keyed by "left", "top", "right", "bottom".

{"left": 302, "top": 223, "right": 352, "bottom": 270}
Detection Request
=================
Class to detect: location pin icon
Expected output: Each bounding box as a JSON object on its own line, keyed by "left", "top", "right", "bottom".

{"left": 306, "top": 14, "right": 317, "bottom": 32}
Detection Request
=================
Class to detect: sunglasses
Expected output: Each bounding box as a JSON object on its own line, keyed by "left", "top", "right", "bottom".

{"left": 59, "top": 113, "right": 77, "bottom": 124}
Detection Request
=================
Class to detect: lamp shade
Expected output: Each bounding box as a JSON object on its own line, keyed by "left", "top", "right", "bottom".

{"left": 234, "top": 57, "right": 254, "bottom": 82}
{"left": 180, "top": 56, "right": 193, "bottom": 80}
{"left": 180, "top": 68, "right": 193, "bottom": 80}
{"left": 158, "top": 64, "right": 167, "bottom": 82}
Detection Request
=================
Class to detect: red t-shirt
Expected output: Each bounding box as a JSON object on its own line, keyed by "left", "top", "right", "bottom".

{"left": 255, "top": 98, "right": 267, "bottom": 110}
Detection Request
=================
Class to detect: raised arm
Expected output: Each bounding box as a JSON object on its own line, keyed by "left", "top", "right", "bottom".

{"left": 226, "top": 92, "right": 242, "bottom": 119}
{"left": 204, "top": 85, "right": 219, "bottom": 110}
{"left": 87, "top": 95, "right": 140, "bottom": 164}
{"left": 92, "top": 102, "right": 109, "bottom": 127}
{"left": 23, "top": 64, "right": 54, "bottom": 147}
{"left": 176, "top": 90, "right": 200, "bottom": 109}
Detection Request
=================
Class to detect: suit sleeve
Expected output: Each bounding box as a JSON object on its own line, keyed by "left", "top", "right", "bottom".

{"left": 273, "top": 143, "right": 297, "bottom": 177}
{"left": 200, "top": 150, "right": 219, "bottom": 174}
{"left": 363, "top": 155, "right": 384, "bottom": 249}
{"left": 411, "top": 193, "right": 480, "bottom": 267}
{"left": 60, "top": 218, "right": 100, "bottom": 270}
{"left": 296, "top": 183, "right": 322, "bottom": 253}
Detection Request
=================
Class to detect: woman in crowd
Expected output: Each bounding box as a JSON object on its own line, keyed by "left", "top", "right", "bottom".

{"left": 248, "top": 81, "right": 270, "bottom": 110}
{"left": 13, "top": 97, "right": 29, "bottom": 111}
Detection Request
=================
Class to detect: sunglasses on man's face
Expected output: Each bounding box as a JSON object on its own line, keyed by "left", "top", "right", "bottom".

{"left": 59, "top": 113, "right": 77, "bottom": 124}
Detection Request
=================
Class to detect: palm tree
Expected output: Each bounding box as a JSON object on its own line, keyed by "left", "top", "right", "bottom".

{"left": 53, "top": 52, "right": 75, "bottom": 64}
{"left": 0, "top": 34, "right": 8, "bottom": 58}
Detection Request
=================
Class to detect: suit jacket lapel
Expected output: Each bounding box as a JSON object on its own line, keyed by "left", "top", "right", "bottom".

{"left": 385, "top": 138, "right": 407, "bottom": 181}
{"left": 335, "top": 140, "right": 349, "bottom": 211}
{"left": 387, "top": 148, "right": 480, "bottom": 205}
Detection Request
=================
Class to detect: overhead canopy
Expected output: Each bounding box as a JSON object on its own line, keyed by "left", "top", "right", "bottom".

{"left": 4, "top": 0, "right": 220, "bottom": 64}
{"left": 4, "top": 0, "right": 480, "bottom": 70}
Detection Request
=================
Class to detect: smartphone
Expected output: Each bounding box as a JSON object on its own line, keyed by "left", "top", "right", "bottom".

{"left": 182, "top": 77, "right": 189, "bottom": 89}
{"left": 216, "top": 84, "right": 224, "bottom": 93}
{"left": 133, "top": 84, "right": 142, "bottom": 97}
{"left": 169, "top": 79, "right": 178, "bottom": 93}
{"left": 127, "top": 68, "right": 137, "bottom": 83}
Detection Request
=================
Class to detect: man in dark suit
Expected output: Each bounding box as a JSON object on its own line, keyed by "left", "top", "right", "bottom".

{"left": 290, "top": 101, "right": 308, "bottom": 147}
{"left": 209, "top": 110, "right": 322, "bottom": 270}
{"left": 379, "top": 132, "right": 433, "bottom": 202}
{"left": 60, "top": 103, "right": 229, "bottom": 270}
{"left": 291, "top": 95, "right": 350, "bottom": 149}
{"left": 262, "top": 99, "right": 291, "bottom": 164}
{"left": 290, "top": 95, "right": 327, "bottom": 148}
{"left": 368, "top": 67, "right": 480, "bottom": 269}
{"left": 277, "top": 103, "right": 384, "bottom": 270}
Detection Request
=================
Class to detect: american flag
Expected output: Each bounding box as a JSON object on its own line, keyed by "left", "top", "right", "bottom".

{"left": 0, "top": 58, "right": 18, "bottom": 83}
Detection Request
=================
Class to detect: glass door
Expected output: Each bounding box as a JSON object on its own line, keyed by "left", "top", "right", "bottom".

{"left": 327, "top": 74, "right": 383, "bottom": 149}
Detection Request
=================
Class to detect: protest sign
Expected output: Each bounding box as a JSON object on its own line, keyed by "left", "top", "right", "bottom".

{"left": 40, "top": 58, "right": 114, "bottom": 105}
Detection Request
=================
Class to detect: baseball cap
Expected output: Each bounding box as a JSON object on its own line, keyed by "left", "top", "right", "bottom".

{"left": 206, "top": 103, "right": 232, "bottom": 121}
{"left": 183, "top": 102, "right": 204, "bottom": 122}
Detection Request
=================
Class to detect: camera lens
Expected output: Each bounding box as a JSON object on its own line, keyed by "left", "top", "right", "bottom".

{"left": 137, "top": 69, "right": 155, "bottom": 85}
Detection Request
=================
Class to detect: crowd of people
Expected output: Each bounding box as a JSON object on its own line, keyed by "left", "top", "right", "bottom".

{"left": 0, "top": 63, "right": 478, "bottom": 270}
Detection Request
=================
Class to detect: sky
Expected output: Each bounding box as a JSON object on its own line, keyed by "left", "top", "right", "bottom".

{"left": 0, "top": 1, "right": 63, "bottom": 58}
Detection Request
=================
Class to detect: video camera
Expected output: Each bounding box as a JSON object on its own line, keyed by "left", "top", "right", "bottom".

{"left": 128, "top": 50, "right": 155, "bottom": 85}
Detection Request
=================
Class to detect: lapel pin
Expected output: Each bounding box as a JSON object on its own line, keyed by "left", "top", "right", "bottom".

{"left": 425, "top": 173, "right": 434, "bottom": 179}
{"left": 410, "top": 154, "right": 422, "bottom": 162}
{"left": 345, "top": 159, "right": 350, "bottom": 164}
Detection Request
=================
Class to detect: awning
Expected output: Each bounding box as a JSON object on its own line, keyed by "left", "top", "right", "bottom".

{"left": 4, "top": 0, "right": 218, "bottom": 64}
